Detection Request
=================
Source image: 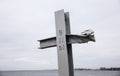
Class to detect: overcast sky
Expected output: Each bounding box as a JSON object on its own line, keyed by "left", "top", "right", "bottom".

{"left": 0, "top": 0, "right": 120, "bottom": 70}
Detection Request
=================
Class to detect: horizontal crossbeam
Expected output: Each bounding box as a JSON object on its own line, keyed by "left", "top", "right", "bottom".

{"left": 38, "top": 34, "right": 95, "bottom": 49}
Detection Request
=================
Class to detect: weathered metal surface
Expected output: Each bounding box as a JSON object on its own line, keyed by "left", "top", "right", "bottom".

{"left": 38, "top": 37, "right": 56, "bottom": 49}
{"left": 64, "top": 12, "right": 74, "bottom": 76}
{"left": 67, "top": 34, "right": 95, "bottom": 44}
{"left": 55, "top": 9, "right": 71, "bottom": 76}
{"left": 38, "top": 34, "right": 95, "bottom": 49}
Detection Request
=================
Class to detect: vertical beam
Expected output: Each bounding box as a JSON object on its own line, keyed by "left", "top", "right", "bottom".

{"left": 65, "top": 12, "right": 74, "bottom": 76}
{"left": 55, "top": 10, "right": 74, "bottom": 76}
{"left": 55, "top": 9, "right": 69, "bottom": 76}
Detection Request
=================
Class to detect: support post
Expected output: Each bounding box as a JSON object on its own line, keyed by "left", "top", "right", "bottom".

{"left": 55, "top": 10, "right": 74, "bottom": 76}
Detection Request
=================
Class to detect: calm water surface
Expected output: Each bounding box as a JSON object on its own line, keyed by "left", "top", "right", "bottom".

{"left": 0, "top": 70, "right": 120, "bottom": 76}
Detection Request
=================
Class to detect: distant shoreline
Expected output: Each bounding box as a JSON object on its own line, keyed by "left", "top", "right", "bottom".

{"left": 0, "top": 67, "right": 120, "bottom": 71}
{"left": 75, "top": 67, "right": 120, "bottom": 71}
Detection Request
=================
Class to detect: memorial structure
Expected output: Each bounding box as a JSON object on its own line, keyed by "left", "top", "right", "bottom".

{"left": 38, "top": 9, "right": 95, "bottom": 76}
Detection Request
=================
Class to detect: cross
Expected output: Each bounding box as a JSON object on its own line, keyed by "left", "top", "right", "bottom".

{"left": 38, "top": 9, "right": 95, "bottom": 76}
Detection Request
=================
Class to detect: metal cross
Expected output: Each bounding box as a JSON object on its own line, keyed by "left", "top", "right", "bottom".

{"left": 38, "top": 9, "right": 95, "bottom": 76}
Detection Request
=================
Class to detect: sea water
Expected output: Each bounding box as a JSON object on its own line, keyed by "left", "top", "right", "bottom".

{"left": 0, "top": 70, "right": 120, "bottom": 76}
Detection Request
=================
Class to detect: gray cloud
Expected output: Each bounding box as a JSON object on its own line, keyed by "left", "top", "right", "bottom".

{"left": 0, "top": 0, "right": 120, "bottom": 70}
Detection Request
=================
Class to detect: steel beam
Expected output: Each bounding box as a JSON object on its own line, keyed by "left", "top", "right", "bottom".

{"left": 38, "top": 34, "right": 95, "bottom": 49}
